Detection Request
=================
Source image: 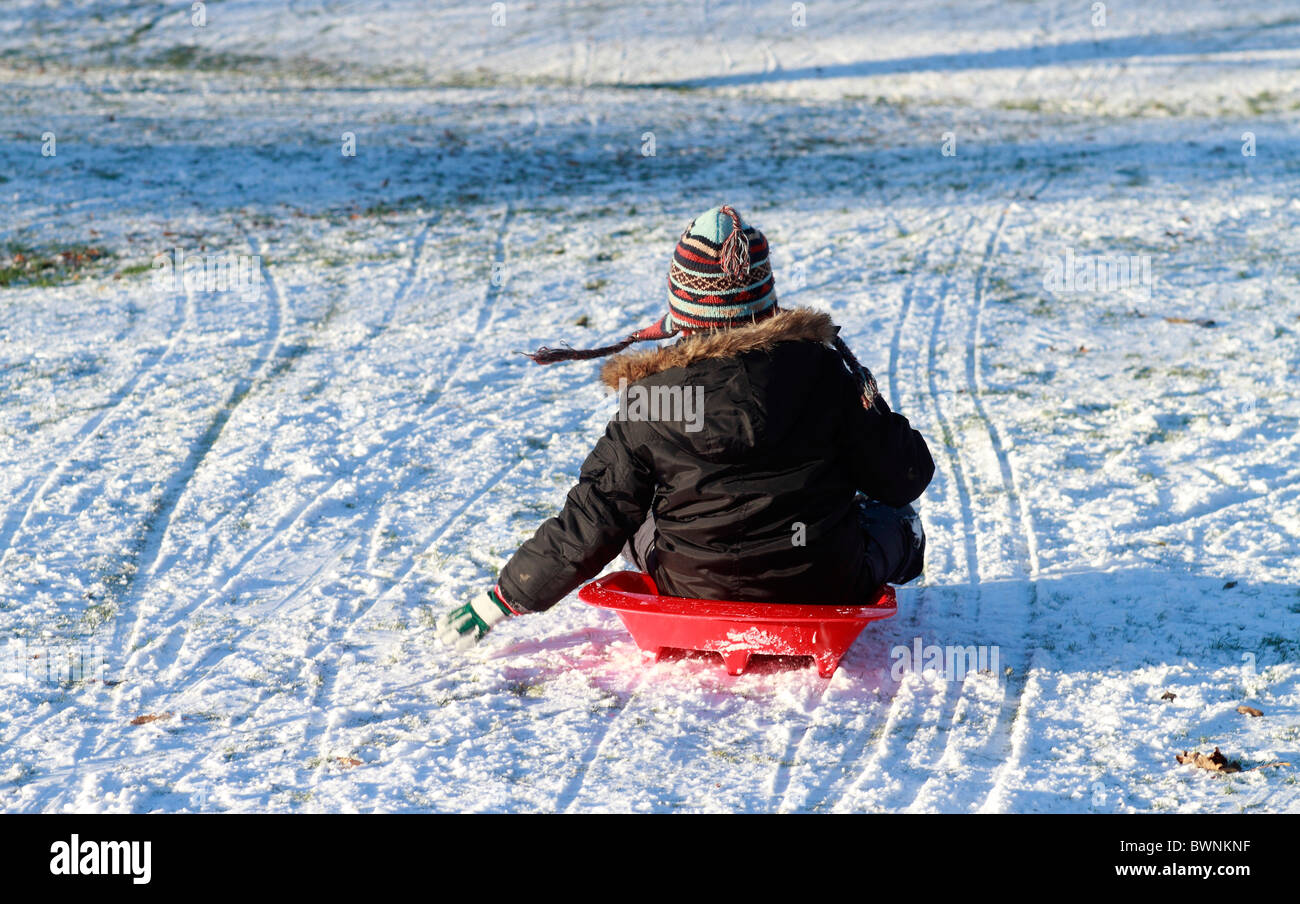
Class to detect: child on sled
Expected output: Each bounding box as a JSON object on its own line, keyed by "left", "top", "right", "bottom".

{"left": 439, "top": 205, "right": 933, "bottom": 649}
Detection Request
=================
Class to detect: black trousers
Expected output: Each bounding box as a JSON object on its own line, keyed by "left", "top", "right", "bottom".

{"left": 855, "top": 496, "right": 925, "bottom": 586}
{"left": 620, "top": 495, "right": 925, "bottom": 592}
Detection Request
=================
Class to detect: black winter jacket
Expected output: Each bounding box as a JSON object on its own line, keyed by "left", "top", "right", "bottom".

{"left": 497, "top": 308, "right": 935, "bottom": 611}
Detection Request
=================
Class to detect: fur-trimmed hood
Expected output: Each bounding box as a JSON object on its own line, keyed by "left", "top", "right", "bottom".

{"left": 600, "top": 307, "right": 838, "bottom": 390}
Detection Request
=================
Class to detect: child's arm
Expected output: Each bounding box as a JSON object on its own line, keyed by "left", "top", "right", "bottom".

{"left": 839, "top": 367, "right": 936, "bottom": 507}
{"left": 495, "top": 420, "right": 655, "bottom": 613}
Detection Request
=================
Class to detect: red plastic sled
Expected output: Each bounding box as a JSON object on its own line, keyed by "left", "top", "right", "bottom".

{"left": 578, "top": 570, "right": 897, "bottom": 678}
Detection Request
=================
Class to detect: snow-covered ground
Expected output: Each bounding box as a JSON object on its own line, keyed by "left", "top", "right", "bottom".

{"left": 1, "top": 0, "right": 1297, "bottom": 812}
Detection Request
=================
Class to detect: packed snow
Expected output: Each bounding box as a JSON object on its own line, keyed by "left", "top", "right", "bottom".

{"left": 1, "top": 0, "right": 1297, "bottom": 812}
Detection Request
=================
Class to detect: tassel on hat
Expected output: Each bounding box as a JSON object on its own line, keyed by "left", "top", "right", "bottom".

{"left": 717, "top": 205, "right": 751, "bottom": 279}
{"left": 524, "top": 204, "right": 778, "bottom": 365}
{"left": 524, "top": 316, "right": 676, "bottom": 365}
{"left": 520, "top": 204, "right": 883, "bottom": 414}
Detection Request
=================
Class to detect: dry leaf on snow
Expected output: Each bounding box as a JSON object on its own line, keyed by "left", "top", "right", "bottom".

{"left": 130, "top": 712, "right": 173, "bottom": 726}
{"left": 1176, "top": 747, "right": 1241, "bottom": 774}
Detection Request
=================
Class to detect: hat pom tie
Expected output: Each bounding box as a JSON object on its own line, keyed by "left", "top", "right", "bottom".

{"left": 718, "top": 205, "right": 750, "bottom": 279}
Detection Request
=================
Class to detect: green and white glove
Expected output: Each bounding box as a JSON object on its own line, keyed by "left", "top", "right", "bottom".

{"left": 437, "top": 588, "right": 515, "bottom": 649}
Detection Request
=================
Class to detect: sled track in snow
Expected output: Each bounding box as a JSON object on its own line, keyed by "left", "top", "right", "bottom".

{"left": 841, "top": 192, "right": 1017, "bottom": 814}
{"left": 305, "top": 202, "right": 520, "bottom": 791}
{"left": 794, "top": 164, "right": 1050, "bottom": 813}
{"left": 773, "top": 201, "right": 964, "bottom": 813}
{"left": 880, "top": 198, "right": 981, "bottom": 625}
{"left": 337, "top": 199, "right": 516, "bottom": 624}
{"left": 889, "top": 238, "right": 971, "bottom": 637}
{"left": 136, "top": 208, "right": 458, "bottom": 712}
{"left": 923, "top": 215, "right": 986, "bottom": 594}
{"left": 558, "top": 669, "right": 651, "bottom": 812}
{"left": 317, "top": 196, "right": 518, "bottom": 604}
{"left": 377, "top": 454, "right": 524, "bottom": 604}
{"left": 162, "top": 210, "right": 448, "bottom": 650}
{"left": 900, "top": 171, "right": 1054, "bottom": 814}
{"left": 116, "top": 228, "right": 316, "bottom": 690}
{"left": 768, "top": 674, "right": 834, "bottom": 812}
{"left": 137, "top": 201, "right": 521, "bottom": 722}
{"left": 112, "top": 224, "right": 290, "bottom": 685}
{"left": 966, "top": 186, "right": 1047, "bottom": 581}
{"left": 821, "top": 207, "right": 990, "bottom": 813}
{"left": 885, "top": 246, "right": 923, "bottom": 411}
{"left": 64, "top": 227, "right": 289, "bottom": 765}
{"left": 963, "top": 173, "right": 1054, "bottom": 814}
{"left": 0, "top": 288, "right": 191, "bottom": 573}
{"left": 831, "top": 668, "right": 953, "bottom": 812}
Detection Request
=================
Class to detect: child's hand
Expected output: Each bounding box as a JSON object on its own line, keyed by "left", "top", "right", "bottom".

{"left": 436, "top": 589, "right": 513, "bottom": 649}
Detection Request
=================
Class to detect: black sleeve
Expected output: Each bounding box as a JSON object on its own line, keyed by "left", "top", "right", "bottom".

{"left": 497, "top": 420, "right": 655, "bottom": 613}
{"left": 837, "top": 365, "right": 936, "bottom": 507}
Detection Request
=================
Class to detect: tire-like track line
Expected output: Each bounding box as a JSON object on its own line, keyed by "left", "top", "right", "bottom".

{"left": 0, "top": 288, "right": 191, "bottom": 572}
{"left": 824, "top": 207, "right": 990, "bottom": 813}
{"left": 558, "top": 669, "right": 652, "bottom": 812}
{"left": 112, "top": 224, "right": 289, "bottom": 687}
{"left": 135, "top": 208, "right": 455, "bottom": 711}
{"left": 904, "top": 170, "right": 1055, "bottom": 814}
{"left": 155, "top": 211, "right": 447, "bottom": 667}
{"left": 304, "top": 201, "right": 518, "bottom": 793}
{"left": 772, "top": 198, "right": 955, "bottom": 814}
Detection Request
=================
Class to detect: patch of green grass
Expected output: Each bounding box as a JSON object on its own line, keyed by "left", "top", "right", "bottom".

{"left": 1167, "top": 365, "right": 1213, "bottom": 380}
{"left": 147, "top": 45, "right": 300, "bottom": 75}
{"left": 416, "top": 606, "right": 440, "bottom": 631}
{"left": 1259, "top": 633, "right": 1300, "bottom": 660}
{"left": 79, "top": 602, "right": 116, "bottom": 632}
{"left": 1245, "top": 90, "right": 1279, "bottom": 116}
{"left": 1, "top": 244, "right": 113, "bottom": 288}
{"left": 507, "top": 680, "right": 545, "bottom": 698}
{"left": 117, "top": 261, "right": 154, "bottom": 277}
{"left": 996, "top": 97, "right": 1047, "bottom": 113}
{"left": 986, "top": 275, "right": 1015, "bottom": 296}
{"left": 1136, "top": 99, "right": 1184, "bottom": 117}
{"left": 362, "top": 195, "right": 430, "bottom": 217}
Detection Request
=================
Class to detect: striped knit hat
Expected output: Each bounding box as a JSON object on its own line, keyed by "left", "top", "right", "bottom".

{"left": 525, "top": 205, "right": 779, "bottom": 364}
{"left": 667, "top": 205, "right": 778, "bottom": 331}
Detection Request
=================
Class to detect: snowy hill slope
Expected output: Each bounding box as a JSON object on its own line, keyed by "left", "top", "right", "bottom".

{"left": 1, "top": 1, "right": 1297, "bottom": 812}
